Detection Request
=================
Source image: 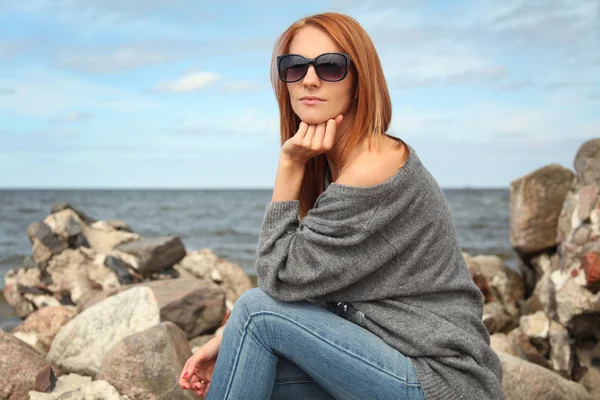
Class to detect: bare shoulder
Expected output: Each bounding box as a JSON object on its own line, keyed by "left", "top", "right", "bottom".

{"left": 335, "top": 137, "right": 409, "bottom": 187}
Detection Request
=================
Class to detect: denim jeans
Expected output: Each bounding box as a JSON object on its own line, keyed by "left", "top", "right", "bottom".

{"left": 204, "top": 287, "right": 426, "bottom": 400}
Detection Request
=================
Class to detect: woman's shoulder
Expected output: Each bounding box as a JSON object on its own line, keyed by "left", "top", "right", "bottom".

{"left": 334, "top": 135, "right": 410, "bottom": 188}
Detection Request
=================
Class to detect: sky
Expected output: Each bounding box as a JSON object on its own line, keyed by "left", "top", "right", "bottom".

{"left": 0, "top": 0, "right": 598, "bottom": 189}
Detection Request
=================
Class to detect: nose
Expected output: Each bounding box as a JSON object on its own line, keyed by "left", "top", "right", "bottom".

{"left": 302, "top": 64, "right": 320, "bottom": 87}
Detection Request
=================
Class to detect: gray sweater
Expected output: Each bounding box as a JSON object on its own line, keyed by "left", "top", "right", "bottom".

{"left": 255, "top": 142, "right": 504, "bottom": 400}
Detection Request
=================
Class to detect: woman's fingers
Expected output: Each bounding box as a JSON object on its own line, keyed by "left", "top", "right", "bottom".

{"left": 302, "top": 124, "right": 316, "bottom": 147}
{"left": 323, "top": 118, "right": 339, "bottom": 150}
{"left": 313, "top": 122, "right": 326, "bottom": 149}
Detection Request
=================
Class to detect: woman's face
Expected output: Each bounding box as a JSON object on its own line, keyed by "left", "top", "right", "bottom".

{"left": 286, "top": 26, "right": 355, "bottom": 125}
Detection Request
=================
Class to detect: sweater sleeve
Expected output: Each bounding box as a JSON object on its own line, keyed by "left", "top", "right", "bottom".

{"left": 255, "top": 195, "right": 396, "bottom": 301}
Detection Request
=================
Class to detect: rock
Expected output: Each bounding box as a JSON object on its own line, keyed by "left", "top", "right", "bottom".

{"left": 51, "top": 202, "right": 96, "bottom": 224}
{"left": 574, "top": 138, "right": 600, "bottom": 187}
{"left": 581, "top": 252, "right": 600, "bottom": 287}
{"left": 3, "top": 266, "right": 65, "bottom": 319}
{"left": 115, "top": 236, "right": 186, "bottom": 276}
{"left": 520, "top": 311, "right": 550, "bottom": 340}
{"left": 28, "top": 373, "right": 127, "bottom": 400}
{"left": 45, "top": 247, "right": 121, "bottom": 306}
{"left": 80, "top": 222, "right": 140, "bottom": 255}
{"left": 46, "top": 286, "right": 160, "bottom": 375}
{"left": 513, "top": 328, "right": 551, "bottom": 368}
{"left": 510, "top": 164, "right": 574, "bottom": 256}
{"left": 548, "top": 320, "right": 572, "bottom": 377}
{"left": 43, "top": 209, "right": 86, "bottom": 244}
{"left": 189, "top": 334, "right": 215, "bottom": 353}
{"left": 498, "top": 351, "right": 594, "bottom": 400}
{"left": 490, "top": 333, "right": 518, "bottom": 357}
{"left": 578, "top": 184, "right": 599, "bottom": 221}
{"left": 531, "top": 271, "right": 558, "bottom": 320}
{"left": 34, "top": 364, "right": 57, "bottom": 393}
{"left": 11, "top": 306, "right": 77, "bottom": 355}
{"left": 482, "top": 301, "right": 511, "bottom": 334}
{"left": 92, "top": 219, "right": 134, "bottom": 233}
{"left": 83, "top": 278, "right": 227, "bottom": 339}
{"left": 103, "top": 254, "right": 135, "bottom": 285}
{"left": 557, "top": 190, "right": 578, "bottom": 244}
{"left": 98, "top": 322, "right": 194, "bottom": 400}
{"left": 30, "top": 222, "right": 68, "bottom": 268}
{"left": 174, "top": 249, "right": 253, "bottom": 304}
{"left": 553, "top": 277, "right": 600, "bottom": 326}
{"left": 0, "top": 329, "right": 58, "bottom": 400}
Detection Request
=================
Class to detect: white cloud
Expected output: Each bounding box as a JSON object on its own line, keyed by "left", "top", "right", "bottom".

{"left": 382, "top": 51, "right": 505, "bottom": 87}
{"left": 55, "top": 44, "right": 177, "bottom": 73}
{"left": 220, "top": 81, "right": 264, "bottom": 93}
{"left": 172, "top": 106, "right": 279, "bottom": 136}
{"left": 0, "top": 67, "right": 158, "bottom": 116}
{"left": 51, "top": 112, "right": 94, "bottom": 123}
{"left": 155, "top": 71, "right": 222, "bottom": 93}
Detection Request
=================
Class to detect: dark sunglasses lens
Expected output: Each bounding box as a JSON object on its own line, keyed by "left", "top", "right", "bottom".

{"left": 316, "top": 54, "right": 347, "bottom": 81}
{"left": 279, "top": 55, "right": 307, "bottom": 82}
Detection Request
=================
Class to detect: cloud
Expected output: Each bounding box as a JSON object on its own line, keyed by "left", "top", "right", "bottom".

{"left": 219, "top": 81, "right": 264, "bottom": 93}
{"left": 170, "top": 106, "right": 279, "bottom": 136}
{"left": 0, "top": 67, "right": 158, "bottom": 116}
{"left": 0, "top": 87, "right": 16, "bottom": 95}
{"left": 51, "top": 112, "right": 94, "bottom": 123}
{"left": 382, "top": 51, "right": 505, "bottom": 88}
{"left": 54, "top": 44, "right": 178, "bottom": 73}
{"left": 155, "top": 71, "right": 222, "bottom": 93}
{"left": 498, "top": 80, "right": 533, "bottom": 90}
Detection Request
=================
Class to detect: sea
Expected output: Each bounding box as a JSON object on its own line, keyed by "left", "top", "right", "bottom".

{"left": 0, "top": 188, "right": 516, "bottom": 320}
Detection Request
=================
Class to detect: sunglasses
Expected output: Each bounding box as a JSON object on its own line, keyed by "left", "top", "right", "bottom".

{"left": 277, "top": 52, "right": 351, "bottom": 83}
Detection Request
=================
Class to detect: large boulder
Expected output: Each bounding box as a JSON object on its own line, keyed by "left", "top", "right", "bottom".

{"left": 46, "top": 286, "right": 160, "bottom": 375}
{"left": 498, "top": 351, "right": 594, "bottom": 400}
{"left": 115, "top": 236, "right": 186, "bottom": 276}
{"left": 0, "top": 329, "right": 58, "bottom": 400}
{"left": 83, "top": 278, "right": 227, "bottom": 338}
{"left": 510, "top": 164, "right": 574, "bottom": 256}
{"left": 98, "top": 322, "right": 195, "bottom": 400}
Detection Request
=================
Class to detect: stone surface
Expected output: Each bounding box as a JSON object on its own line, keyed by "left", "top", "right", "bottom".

{"left": 46, "top": 286, "right": 160, "bottom": 375}
{"left": 482, "top": 301, "right": 511, "bottom": 334}
{"left": 510, "top": 164, "right": 575, "bottom": 255}
{"left": 82, "top": 278, "right": 226, "bottom": 339}
{"left": 98, "top": 322, "right": 194, "bottom": 400}
{"left": 174, "top": 249, "right": 253, "bottom": 304}
{"left": 0, "top": 329, "right": 58, "bottom": 400}
{"left": 11, "top": 306, "right": 77, "bottom": 355}
{"left": 498, "top": 351, "right": 594, "bottom": 400}
{"left": 28, "top": 373, "right": 128, "bottom": 400}
{"left": 115, "top": 236, "right": 186, "bottom": 275}
{"left": 548, "top": 320, "right": 572, "bottom": 377}
{"left": 574, "top": 138, "right": 600, "bottom": 187}
{"left": 581, "top": 252, "right": 600, "bottom": 286}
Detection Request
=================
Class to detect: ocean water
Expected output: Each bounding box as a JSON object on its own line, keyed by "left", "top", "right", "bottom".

{"left": 0, "top": 188, "right": 516, "bottom": 291}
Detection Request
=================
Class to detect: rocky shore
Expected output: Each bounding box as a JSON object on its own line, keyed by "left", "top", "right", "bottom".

{"left": 2, "top": 139, "right": 600, "bottom": 400}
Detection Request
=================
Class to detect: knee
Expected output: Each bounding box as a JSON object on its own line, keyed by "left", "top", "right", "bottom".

{"left": 232, "top": 287, "right": 276, "bottom": 317}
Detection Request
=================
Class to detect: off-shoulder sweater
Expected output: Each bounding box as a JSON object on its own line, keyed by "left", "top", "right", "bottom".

{"left": 255, "top": 141, "right": 504, "bottom": 400}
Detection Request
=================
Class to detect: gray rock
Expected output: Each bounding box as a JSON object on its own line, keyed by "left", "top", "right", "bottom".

{"left": 46, "top": 286, "right": 160, "bottom": 375}
{"left": 115, "top": 236, "right": 186, "bottom": 276}
{"left": 482, "top": 301, "right": 511, "bottom": 334}
{"left": 510, "top": 164, "right": 575, "bottom": 255}
{"left": 549, "top": 320, "right": 572, "bottom": 377}
{"left": 50, "top": 202, "right": 96, "bottom": 224}
{"left": 574, "top": 138, "right": 600, "bottom": 187}
{"left": 98, "top": 322, "right": 195, "bottom": 400}
{"left": 174, "top": 249, "right": 253, "bottom": 305}
{"left": 498, "top": 351, "right": 594, "bottom": 400}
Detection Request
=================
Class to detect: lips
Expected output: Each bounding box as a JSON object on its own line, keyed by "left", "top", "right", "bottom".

{"left": 300, "top": 96, "right": 325, "bottom": 105}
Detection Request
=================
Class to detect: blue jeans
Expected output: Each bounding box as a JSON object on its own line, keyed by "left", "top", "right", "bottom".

{"left": 204, "top": 287, "right": 426, "bottom": 400}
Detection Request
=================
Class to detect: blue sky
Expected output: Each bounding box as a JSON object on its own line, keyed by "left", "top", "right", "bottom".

{"left": 0, "top": 0, "right": 598, "bottom": 189}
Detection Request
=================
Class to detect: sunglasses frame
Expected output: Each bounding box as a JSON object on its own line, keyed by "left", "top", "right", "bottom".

{"left": 277, "top": 52, "right": 351, "bottom": 83}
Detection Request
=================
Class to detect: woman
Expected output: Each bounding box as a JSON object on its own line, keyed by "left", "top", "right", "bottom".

{"left": 179, "top": 11, "right": 504, "bottom": 400}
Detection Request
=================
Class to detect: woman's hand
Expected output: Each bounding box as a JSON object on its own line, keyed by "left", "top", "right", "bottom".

{"left": 179, "top": 309, "right": 231, "bottom": 397}
{"left": 281, "top": 115, "right": 343, "bottom": 165}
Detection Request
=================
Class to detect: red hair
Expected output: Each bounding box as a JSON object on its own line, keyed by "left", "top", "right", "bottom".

{"left": 270, "top": 12, "right": 393, "bottom": 219}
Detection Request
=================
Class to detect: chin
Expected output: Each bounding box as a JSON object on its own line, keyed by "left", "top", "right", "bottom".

{"left": 297, "top": 110, "right": 333, "bottom": 125}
